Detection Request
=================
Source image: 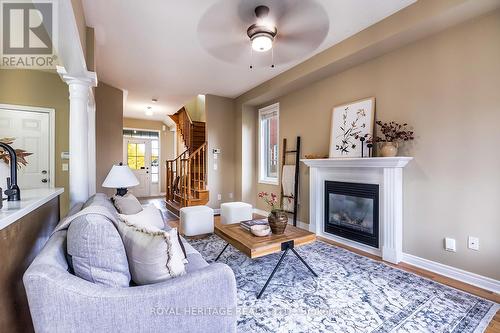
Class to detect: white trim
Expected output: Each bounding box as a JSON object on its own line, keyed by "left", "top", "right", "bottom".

{"left": 0, "top": 104, "right": 56, "bottom": 189}
{"left": 258, "top": 103, "right": 279, "bottom": 186}
{"left": 402, "top": 253, "right": 500, "bottom": 294}
{"left": 301, "top": 157, "right": 413, "bottom": 169}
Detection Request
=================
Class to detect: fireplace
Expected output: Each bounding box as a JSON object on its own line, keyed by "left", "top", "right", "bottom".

{"left": 324, "top": 181, "right": 379, "bottom": 248}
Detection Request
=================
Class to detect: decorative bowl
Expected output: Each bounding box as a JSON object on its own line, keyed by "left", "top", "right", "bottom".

{"left": 250, "top": 225, "right": 271, "bottom": 237}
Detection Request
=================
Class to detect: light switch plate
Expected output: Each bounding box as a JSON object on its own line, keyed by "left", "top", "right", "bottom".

{"left": 217, "top": 194, "right": 222, "bottom": 201}
{"left": 468, "top": 236, "right": 479, "bottom": 251}
{"left": 444, "top": 237, "right": 456, "bottom": 252}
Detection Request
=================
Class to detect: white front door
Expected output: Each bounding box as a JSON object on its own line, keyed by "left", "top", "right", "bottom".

{"left": 124, "top": 139, "right": 151, "bottom": 197}
{"left": 0, "top": 107, "right": 52, "bottom": 189}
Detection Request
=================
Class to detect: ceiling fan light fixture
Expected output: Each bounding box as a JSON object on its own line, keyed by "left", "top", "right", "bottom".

{"left": 247, "top": 6, "right": 277, "bottom": 53}
{"left": 251, "top": 33, "right": 274, "bottom": 52}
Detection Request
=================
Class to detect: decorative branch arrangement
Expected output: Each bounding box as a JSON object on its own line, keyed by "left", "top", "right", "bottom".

{"left": 335, "top": 108, "right": 367, "bottom": 154}
{"left": 374, "top": 121, "right": 414, "bottom": 143}
{"left": 258, "top": 192, "right": 291, "bottom": 212}
{"left": 0, "top": 138, "right": 32, "bottom": 168}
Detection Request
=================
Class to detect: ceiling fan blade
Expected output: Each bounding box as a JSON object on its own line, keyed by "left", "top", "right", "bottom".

{"left": 197, "top": 0, "right": 329, "bottom": 66}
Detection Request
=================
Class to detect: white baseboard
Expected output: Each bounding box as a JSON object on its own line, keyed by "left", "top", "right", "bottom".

{"left": 402, "top": 253, "right": 500, "bottom": 294}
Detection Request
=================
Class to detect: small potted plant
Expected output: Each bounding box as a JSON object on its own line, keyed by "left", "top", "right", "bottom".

{"left": 258, "top": 192, "right": 289, "bottom": 235}
{"left": 375, "top": 121, "right": 414, "bottom": 157}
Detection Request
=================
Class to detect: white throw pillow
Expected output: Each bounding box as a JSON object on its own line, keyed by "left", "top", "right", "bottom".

{"left": 117, "top": 221, "right": 187, "bottom": 285}
{"left": 118, "top": 205, "right": 165, "bottom": 230}
{"left": 111, "top": 193, "right": 143, "bottom": 215}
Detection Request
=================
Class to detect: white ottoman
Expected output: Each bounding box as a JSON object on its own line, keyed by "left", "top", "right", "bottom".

{"left": 220, "top": 202, "right": 253, "bottom": 225}
{"left": 180, "top": 205, "right": 214, "bottom": 236}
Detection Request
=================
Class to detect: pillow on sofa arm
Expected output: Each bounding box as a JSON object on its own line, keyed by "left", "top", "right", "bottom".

{"left": 111, "top": 193, "right": 143, "bottom": 215}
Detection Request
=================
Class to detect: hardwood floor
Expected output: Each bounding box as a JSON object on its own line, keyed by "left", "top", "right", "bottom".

{"left": 158, "top": 199, "right": 499, "bottom": 331}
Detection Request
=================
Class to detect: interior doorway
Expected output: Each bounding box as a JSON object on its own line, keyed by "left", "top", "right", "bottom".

{"left": 0, "top": 104, "right": 55, "bottom": 190}
{"left": 123, "top": 129, "right": 160, "bottom": 197}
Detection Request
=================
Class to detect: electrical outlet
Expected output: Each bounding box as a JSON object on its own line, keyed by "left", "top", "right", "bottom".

{"left": 444, "top": 237, "right": 456, "bottom": 252}
{"left": 229, "top": 192, "right": 234, "bottom": 199}
{"left": 217, "top": 194, "right": 222, "bottom": 201}
{"left": 62, "top": 163, "right": 69, "bottom": 171}
{"left": 214, "top": 163, "right": 218, "bottom": 170}
{"left": 468, "top": 236, "right": 479, "bottom": 251}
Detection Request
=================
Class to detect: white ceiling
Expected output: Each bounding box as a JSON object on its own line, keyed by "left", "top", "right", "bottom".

{"left": 82, "top": 0, "right": 416, "bottom": 123}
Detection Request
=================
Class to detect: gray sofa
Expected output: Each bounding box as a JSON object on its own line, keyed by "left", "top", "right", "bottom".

{"left": 23, "top": 194, "right": 237, "bottom": 333}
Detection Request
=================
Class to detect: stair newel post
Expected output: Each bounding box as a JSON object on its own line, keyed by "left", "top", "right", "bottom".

{"left": 201, "top": 145, "right": 204, "bottom": 188}
{"left": 197, "top": 150, "right": 200, "bottom": 190}
{"left": 166, "top": 161, "right": 169, "bottom": 201}
{"left": 183, "top": 159, "right": 187, "bottom": 206}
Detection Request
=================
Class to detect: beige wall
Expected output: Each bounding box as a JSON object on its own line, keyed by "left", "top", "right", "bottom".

{"left": 184, "top": 95, "right": 206, "bottom": 122}
{"left": 123, "top": 118, "right": 175, "bottom": 193}
{"left": 95, "top": 82, "right": 123, "bottom": 195}
{"left": 239, "top": 10, "right": 500, "bottom": 280}
{"left": 0, "top": 69, "right": 70, "bottom": 216}
{"left": 205, "top": 95, "right": 235, "bottom": 208}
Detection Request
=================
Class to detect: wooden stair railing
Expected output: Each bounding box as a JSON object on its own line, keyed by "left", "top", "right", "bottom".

{"left": 166, "top": 148, "right": 189, "bottom": 203}
{"left": 166, "top": 142, "right": 207, "bottom": 208}
{"left": 169, "top": 107, "right": 206, "bottom": 154}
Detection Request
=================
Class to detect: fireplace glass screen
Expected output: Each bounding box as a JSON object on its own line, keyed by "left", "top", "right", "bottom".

{"left": 328, "top": 194, "right": 374, "bottom": 234}
{"left": 325, "top": 181, "right": 379, "bottom": 248}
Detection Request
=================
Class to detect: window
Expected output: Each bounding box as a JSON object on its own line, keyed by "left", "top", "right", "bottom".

{"left": 259, "top": 103, "right": 279, "bottom": 185}
{"left": 123, "top": 129, "right": 159, "bottom": 139}
{"left": 151, "top": 140, "right": 159, "bottom": 183}
{"left": 127, "top": 143, "right": 146, "bottom": 170}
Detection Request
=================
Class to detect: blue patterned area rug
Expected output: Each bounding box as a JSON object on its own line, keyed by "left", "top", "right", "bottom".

{"left": 188, "top": 235, "right": 498, "bottom": 333}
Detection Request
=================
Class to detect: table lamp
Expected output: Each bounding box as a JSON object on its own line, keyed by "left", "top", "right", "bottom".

{"left": 102, "top": 163, "right": 139, "bottom": 196}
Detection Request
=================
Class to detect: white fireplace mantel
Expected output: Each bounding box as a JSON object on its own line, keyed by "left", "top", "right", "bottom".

{"left": 302, "top": 157, "right": 413, "bottom": 264}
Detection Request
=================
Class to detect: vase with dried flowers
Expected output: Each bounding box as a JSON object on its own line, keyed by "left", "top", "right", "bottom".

{"left": 0, "top": 138, "right": 32, "bottom": 196}
{"left": 258, "top": 192, "right": 289, "bottom": 235}
{"left": 374, "top": 121, "right": 414, "bottom": 157}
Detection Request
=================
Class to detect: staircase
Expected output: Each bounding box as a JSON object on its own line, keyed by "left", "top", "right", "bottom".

{"left": 166, "top": 107, "right": 208, "bottom": 215}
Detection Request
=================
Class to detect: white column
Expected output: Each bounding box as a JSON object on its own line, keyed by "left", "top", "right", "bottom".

{"left": 382, "top": 167, "right": 403, "bottom": 264}
{"left": 57, "top": 67, "right": 97, "bottom": 205}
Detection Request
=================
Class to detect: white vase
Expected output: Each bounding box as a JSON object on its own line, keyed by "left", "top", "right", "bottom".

{"left": 0, "top": 161, "right": 9, "bottom": 198}
{"left": 380, "top": 142, "right": 398, "bottom": 157}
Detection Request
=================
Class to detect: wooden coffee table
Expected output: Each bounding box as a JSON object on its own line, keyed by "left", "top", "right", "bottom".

{"left": 214, "top": 219, "right": 318, "bottom": 299}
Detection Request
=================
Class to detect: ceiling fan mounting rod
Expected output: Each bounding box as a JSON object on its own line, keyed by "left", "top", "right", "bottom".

{"left": 255, "top": 5, "right": 270, "bottom": 18}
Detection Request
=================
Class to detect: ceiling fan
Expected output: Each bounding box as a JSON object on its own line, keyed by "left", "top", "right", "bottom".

{"left": 197, "top": 0, "right": 330, "bottom": 68}
{"left": 246, "top": 5, "right": 277, "bottom": 53}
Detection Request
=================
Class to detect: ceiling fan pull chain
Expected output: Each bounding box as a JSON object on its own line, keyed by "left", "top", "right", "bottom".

{"left": 250, "top": 42, "right": 254, "bottom": 69}
{"left": 271, "top": 47, "right": 275, "bottom": 68}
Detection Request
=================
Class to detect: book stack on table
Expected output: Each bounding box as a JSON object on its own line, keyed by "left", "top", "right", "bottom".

{"left": 240, "top": 218, "right": 269, "bottom": 232}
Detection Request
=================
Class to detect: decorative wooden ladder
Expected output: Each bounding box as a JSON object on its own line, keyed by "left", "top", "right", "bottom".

{"left": 166, "top": 107, "right": 209, "bottom": 215}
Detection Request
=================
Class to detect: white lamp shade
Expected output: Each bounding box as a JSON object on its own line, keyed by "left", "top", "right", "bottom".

{"left": 102, "top": 165, "right": 139, "bottom": 188}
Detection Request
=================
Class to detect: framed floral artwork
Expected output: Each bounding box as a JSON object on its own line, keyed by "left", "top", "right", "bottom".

{"left": 329, "top": 97, "right": 375, "bottom": 158}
